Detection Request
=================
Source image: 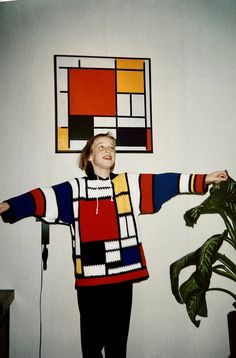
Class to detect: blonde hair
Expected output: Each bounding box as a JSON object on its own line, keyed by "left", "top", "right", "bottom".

{"left": 79, "top": 132, "right": 116, "bottom": 175}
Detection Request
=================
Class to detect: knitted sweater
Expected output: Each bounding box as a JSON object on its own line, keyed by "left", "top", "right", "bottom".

{"left": 2, "top": 172, "right": 207, "bottom": 288}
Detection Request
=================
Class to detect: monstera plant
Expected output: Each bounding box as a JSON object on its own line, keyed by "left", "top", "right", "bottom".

{"left": 170, "top": 174, "right": 236, "bottom": 329}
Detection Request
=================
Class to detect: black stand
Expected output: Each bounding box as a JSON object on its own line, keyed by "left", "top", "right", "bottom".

{"left": 36, "top": 220, "right": 50, "bottom": 271}
{"left": 41, "top": 221, "right": 50, "bottom": 271}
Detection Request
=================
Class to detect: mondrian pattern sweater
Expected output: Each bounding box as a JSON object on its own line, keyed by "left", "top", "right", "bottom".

{"left": 2, "top": 172, "right": 207, "bottom": 288}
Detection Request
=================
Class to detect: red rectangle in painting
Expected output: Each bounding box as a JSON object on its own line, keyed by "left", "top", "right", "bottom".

{"left": 146, "top": 128, "right": 152, "bottom": 152}
{"left": 69, "top": 68, "right": 116, "bottom": 116}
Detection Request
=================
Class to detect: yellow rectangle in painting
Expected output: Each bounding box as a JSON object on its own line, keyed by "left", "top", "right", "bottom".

{"left": 117, "top": 70, "right": 144, "bottom": 93}
{"left": 116, "top": 59, "right": 144, "bottom": 70}
{"left": 58, "top": 128, "right": 68, "bottom": 151}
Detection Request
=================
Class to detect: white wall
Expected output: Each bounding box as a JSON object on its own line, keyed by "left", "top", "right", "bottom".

{"left": 0, "top": 0, "right": 236, "bottom": 357}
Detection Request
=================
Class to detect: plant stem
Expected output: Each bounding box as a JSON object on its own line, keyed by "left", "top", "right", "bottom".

{"left": 216, "top": 253, "right": 236, "bottom": 276}
{"left": 208, "top": 287, "right": 236, "bottom": 301}
{"left": 212, "top": 266, "right": 236, "bottom": 282}
{"left": 221, "top": 213, "right": 236, "bottom": 244}
{"left": 225, "top": 236, "right": 236, "bottom": 250}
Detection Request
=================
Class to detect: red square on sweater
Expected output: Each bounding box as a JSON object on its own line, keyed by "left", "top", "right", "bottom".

{"left": 79, "top": 199, "right": 119, "bottom": 242}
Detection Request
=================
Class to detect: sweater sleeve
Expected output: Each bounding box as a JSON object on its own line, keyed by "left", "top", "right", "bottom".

{"left": 139, "top": 173, "right": 207, "bottom": 214}
{"left": 1, "top": 180, "right": 76, "bottom": 225}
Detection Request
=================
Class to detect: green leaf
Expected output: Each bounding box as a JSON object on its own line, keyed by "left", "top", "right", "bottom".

{"left": 170, "top": 249, "right": 201, "bottom": 303}
{"left": 184, "top": 177, "right": 236, "bottom": 231}
{"left": 197, "top": 232, "right": 226, "bottom": 287}
{"left": 184, "top": 207, "right": 203, "bottom": 228}
{"left": 170, "top": 232, "right": 226, "bottom": 326}
{"left": 179, "top": 274, "right": 208, "bottom": 326}
{"left": 170, "top": 176, "right": 236, "bottom": 327}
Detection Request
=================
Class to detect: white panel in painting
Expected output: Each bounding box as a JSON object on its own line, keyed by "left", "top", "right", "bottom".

{"left": 94, "top": 117, "right": 116, "bottom": 127}
{"left": 80, "top": 57, "right": 115, "bottom": 69}
{"left": 70, "top": 140, "right": 87, "bottom": 150}
{"left": 56, "top": 56, "right": 79, "bottom": 68}
{"left": 56, "top": 68, "right": 68, "bottom": 92}
{"left": 117, "top": 94, "right": 130, "bottom": 116}
{"left": 144, "top": 60, "right": 151, "bottom": 127}
{"left": 132, "top": 94, "right": 145, "bottom": 116}
{"left": 57, "top": 93, "right": 68, "bottom": 127}
{"left": 118, "top": 117, "right": 145, "bottom": 128}
{"left": 57, "top": 68, "right": 68, "bottom": 94}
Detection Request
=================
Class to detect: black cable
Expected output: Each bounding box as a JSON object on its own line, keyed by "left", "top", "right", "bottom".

{"left": 38, "top": 221, "right": 50, "bottom": 358}
{"left": 39, "top": 245, "right": 44, "bottom": 358}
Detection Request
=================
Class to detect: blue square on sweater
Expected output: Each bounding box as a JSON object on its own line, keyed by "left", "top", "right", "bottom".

{"left": 122, "top": 246, "right": 140, "bottom": 266}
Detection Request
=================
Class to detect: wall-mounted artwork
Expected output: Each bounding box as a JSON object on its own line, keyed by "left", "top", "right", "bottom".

{"left": 54, "top": 55, "right": 153, "bottom": 153}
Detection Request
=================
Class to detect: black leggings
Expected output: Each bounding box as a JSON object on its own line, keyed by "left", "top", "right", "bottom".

{"left": 77, "top": 283, "right": 133, "bottom": 358}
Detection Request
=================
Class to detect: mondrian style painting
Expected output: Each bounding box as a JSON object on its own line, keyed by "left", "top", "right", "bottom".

{"left": 54, "top": 55, "right": 153, "bottom": 153}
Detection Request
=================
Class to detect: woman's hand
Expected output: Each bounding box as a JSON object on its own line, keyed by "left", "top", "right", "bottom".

{"left": 0, "top": 202, "right": 10, "bottom": 215}
{"left": 205, "top": 171, "right": 228, "bottom": 185}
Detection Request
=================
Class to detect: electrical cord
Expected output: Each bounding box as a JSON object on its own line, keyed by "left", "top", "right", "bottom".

{"left": 39, "top": 245, "right": 44, "bottom": 358}
{"left": 38, "top": 221, "right": 49, "bottom": 358}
